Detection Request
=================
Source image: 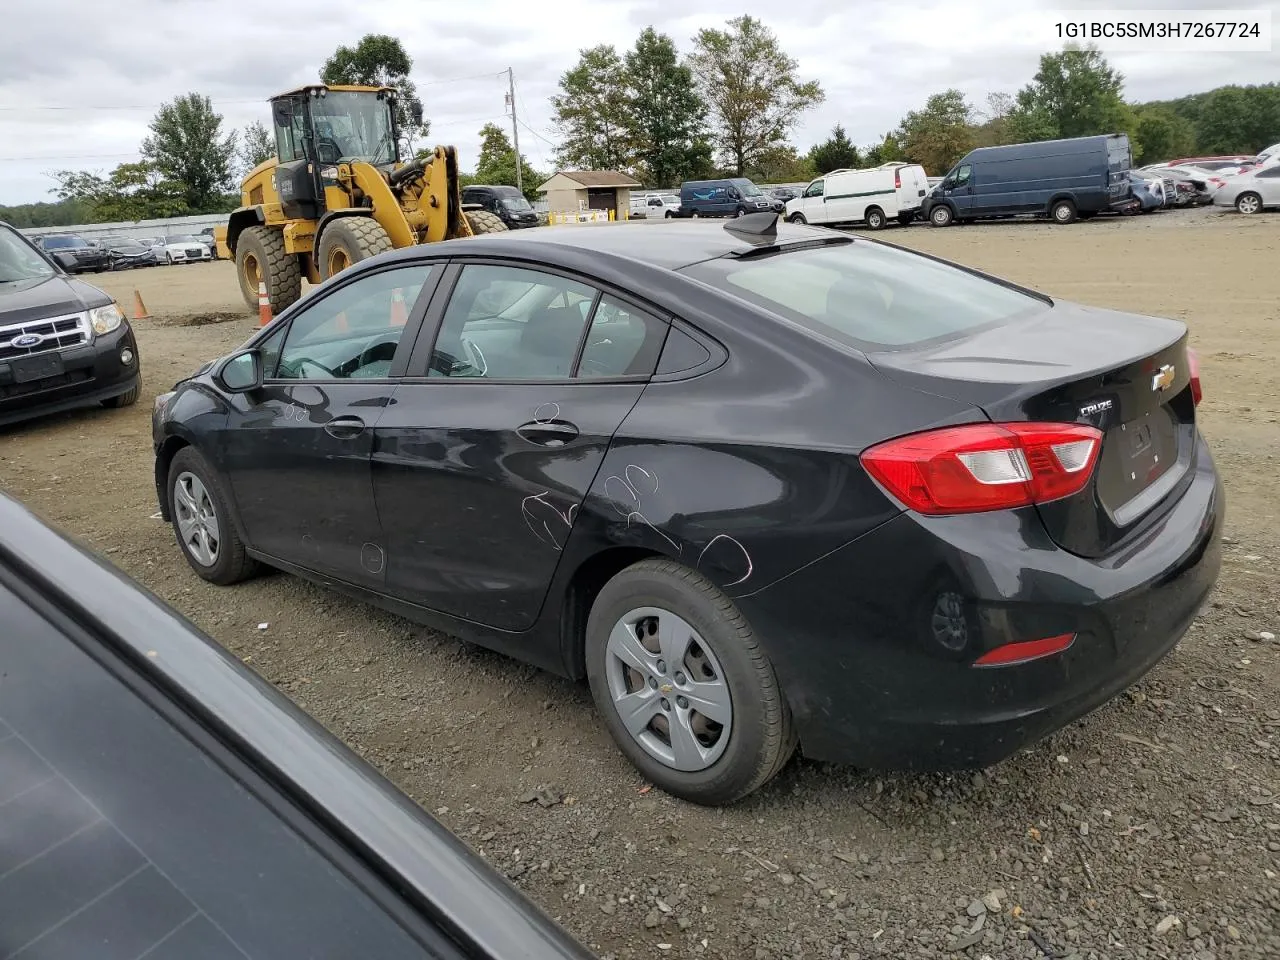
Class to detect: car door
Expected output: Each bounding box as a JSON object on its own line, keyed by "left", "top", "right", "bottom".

{"left": 1255, "top": 165, "right": 1280, "bottom": 205}
{"left": 948, "top": 163, "right": 975, "bottom": 215}
{"left": 800, "top": 178, "right": 825, "bottom": 222}
{"left": 219, "top": 260, "right": 441, "bottom": 588}
{"left": 372, "top": 261, "right": 670, "bottom": 631}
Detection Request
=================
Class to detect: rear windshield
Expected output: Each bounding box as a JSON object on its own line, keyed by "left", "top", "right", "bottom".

{"left": 682, "top": 241, "right": 1047, "bottom": 351}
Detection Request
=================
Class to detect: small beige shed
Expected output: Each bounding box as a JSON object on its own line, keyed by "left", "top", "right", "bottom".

{"left": 538, "top": 170, "right": 643, "bottom": 218}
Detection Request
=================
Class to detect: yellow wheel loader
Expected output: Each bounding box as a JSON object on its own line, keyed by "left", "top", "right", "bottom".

{"left": 215, "top": 84, "right": 507, "bottom": 315}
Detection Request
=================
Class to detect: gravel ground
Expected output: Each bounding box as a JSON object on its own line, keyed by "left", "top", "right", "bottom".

{"left": 2, "top": 207, "right": 1279, "bottom": 959}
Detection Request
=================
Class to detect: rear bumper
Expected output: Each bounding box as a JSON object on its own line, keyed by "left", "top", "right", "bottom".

{"left": 738, "top": 434, "right": 1224, "bottom": 771}
{"left": 0, "top": 325, "right": 141, "bottom": 427}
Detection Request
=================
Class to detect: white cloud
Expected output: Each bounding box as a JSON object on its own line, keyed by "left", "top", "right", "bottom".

{"left": 0, "top": 0, "right": 1276, "bottom": 204}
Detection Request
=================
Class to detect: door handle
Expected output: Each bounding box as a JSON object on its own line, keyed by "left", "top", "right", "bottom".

{"left": 516, "top": 420, "right": 579, "bottom": 447}
{"left": 324, "top": 415, "right": 366, "bottom": 439}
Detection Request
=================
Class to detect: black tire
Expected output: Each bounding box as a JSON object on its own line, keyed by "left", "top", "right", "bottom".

{"left": 317, "top": 217, "right": 393, "bottom": 282}
{"left": 585, "top": 558, "right": 797, "bottom": 806}
{"left": 735, "top": 207, "right": 747, "bottom": 218}
{"left": 788, "top": 213, "right": 807, "bottom": 225}
{"left": 236, "top": 225, "right": 301, "bottom": 315}
{"left": 897, "top": 212, "right": 914, "bottom": 226}
{"left": 464, "top": 209, "right": 509, "bottom": 235}
{"left": 929, "top": 204, "right": 954, "bottom": 227}
{"left": 1050, "top": 199, "right": 1078, "bottom": 224}
{"left": 167, "top": 447, "right": 259, "bottom": 586}
{"left": 103, "top": 383, "right": 140, "bottom": 409}
{"left": 665, "top": 211, "right": 676, "bottom": 219}
{"left": 1235, "top": 192, "right": 1263, "bottom": 215}
{"left": 690, "top": 211, "right": 701, "bottom": 219}
{"left": 865, "top": 206, "right": 886, "bottom": 230}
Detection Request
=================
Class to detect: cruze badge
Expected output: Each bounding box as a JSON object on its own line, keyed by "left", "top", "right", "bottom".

{"left": 1079, "top": 399, "right": 1113, "bottom": 417}
{"left": 1151, "top": 364, "right": 1176, "bottom": 392}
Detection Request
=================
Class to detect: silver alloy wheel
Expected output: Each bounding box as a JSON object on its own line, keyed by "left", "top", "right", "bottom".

{"left": 605, "top": 606, "right": 733, "bottom": 772}
{"left": 1054, "top": 203, "right": 1073, "bottom": 222}
{"left": 931, "top": 206, "right": 951, "bottom": 225}
{"left": 174, "top": 471, "right": 220, "bottom": 567}
{"left": 1237, "top": 193, "right": 1261, "bottom": 214}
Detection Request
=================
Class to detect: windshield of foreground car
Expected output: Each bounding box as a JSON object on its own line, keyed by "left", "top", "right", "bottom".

{"left": 0, "top": 226, "right": 57, "bottom": 283}
{"left": 683, "top": 240, "right": 1048, "bottom": 351}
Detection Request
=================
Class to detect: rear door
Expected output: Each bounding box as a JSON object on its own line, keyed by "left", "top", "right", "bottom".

{"left": 372, "top": 261, "right": 670, "bottom": 631}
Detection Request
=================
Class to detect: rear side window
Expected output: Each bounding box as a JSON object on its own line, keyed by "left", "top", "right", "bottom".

{"left": 682, "top": 242, "right": 1046, "bottom": 351}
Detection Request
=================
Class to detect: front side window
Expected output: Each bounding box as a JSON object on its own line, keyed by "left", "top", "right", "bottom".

{"left": 804, "top": 180, "right": 825, "bottom": 199}
{"left": 429, "top": 265, "right": 596, "bottom": 380}
{"left": 275, "top": 264, "right": 435, "bottom": 380}
{"left": 954, "top": 164, "right": 972, "bottom": 186}
{"left": 0, "top": 227, "right": 56, "bottom": 283}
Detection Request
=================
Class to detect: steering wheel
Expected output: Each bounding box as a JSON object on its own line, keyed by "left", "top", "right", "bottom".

{"left": 353, "top": 334, "right": 399, "bottom": 372}
{"left": 460, "top": 336, "right": 488, "bottom": 376}
{"left": 288, "top": 357, "right": 335, "bottom": 379}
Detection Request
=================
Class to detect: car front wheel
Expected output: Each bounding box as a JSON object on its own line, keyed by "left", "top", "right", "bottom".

{"left": 167, "top": 447, "right": 259, "bottom": 585}
{"left": 585, "top": 558, "right": 796, "bottom": 805}
{"left": 929, "top": 205, "right": 954, "bottom": 227}
{"left": 1236, "top": 192, "right": 1262, "bottom": 215}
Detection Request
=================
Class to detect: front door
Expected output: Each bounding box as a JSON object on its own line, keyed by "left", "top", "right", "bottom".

{"left": 373, "top": 262, "right": 670, "bottom": 631}
{"left": 948, "top": 163, "right": 975, "bottom": 215}
{"left": 800, "top": 178, "right": 825, "bottom": 222}
{"left": 221, "top": 261, "right": 440, "bottom": 587}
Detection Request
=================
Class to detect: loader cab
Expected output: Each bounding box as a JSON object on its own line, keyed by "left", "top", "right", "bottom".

{"left": 269, "top": 84, "right": 409, "bottom": 221}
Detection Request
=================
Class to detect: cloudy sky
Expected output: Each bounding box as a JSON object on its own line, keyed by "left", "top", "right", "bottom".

{"left": 0, "top": 0, "right": 1275, "bottom": 205}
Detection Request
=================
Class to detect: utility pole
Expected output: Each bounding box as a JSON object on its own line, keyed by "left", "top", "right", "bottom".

{"left": 505, "top": 67, "right": 523, "bottom": 195}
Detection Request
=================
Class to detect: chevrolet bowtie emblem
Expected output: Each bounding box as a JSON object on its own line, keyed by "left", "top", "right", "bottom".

{"left": 1151, "top": 364, "right": 1175, "bottom": 392}
{"left": 659, "top": 684, "right": 673, "bottom": 694}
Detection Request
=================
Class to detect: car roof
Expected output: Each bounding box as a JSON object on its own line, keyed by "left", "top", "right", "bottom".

{"left": 392, "top": 218, "right": 840, "bottom": 271}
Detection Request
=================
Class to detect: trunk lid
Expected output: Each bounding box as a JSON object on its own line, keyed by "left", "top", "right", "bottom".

{"left": 867, "top": 300, "right": 1196, "bottom": 558}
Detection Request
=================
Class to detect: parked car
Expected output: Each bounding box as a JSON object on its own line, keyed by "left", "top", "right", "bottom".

{"left": 678, "top": 178, "right": 784, "bottom": 218}
{"left": 1256, "top": 142, "right": 1280, "bottom": 165}
{"left": 462, "top": 185, "right": 540, "bottom": 229}
{"left": 923, "top": 134, "right": 1137, "bottom": 226}
{"left": 1166, "top": 155, "right": 1256, "bottom": 173}
{"left": 1213, "top": 163, "right": 1280, "bottom": 214}
{"left": 160, "top": 234, "right": 214, "bottom": 264}
{"left": 1139, "top": 166, "right": 1213, "bottom": 205}
{"left": 786, "top": 163, "right": 929, "bottom": 229}
{"left": 135, "top": 236, "right": 168, "bottom": 258}
{"left": 0, "top": 220, "right": 141, "bottom": 426}
{"left": 1128, "top": 173, "right": 1166, "bottom": 212}
{"left": 768, "top": 186, "right": 799, "bottom": 202}
{"left": 198, "top": 226, "right": 223, "bottom": 258}
{"left": 0, "top": 492, "right": 596, "bottom": 960}
{"left": 152, "top": 215, "right": 1223, "bottom": 805}
{"left": 101, "top": 236, "right": 158, "bottom": 270}
{"left": 35, "top": 233, "right": 111, "bottom": 273}
{"left": 629, "top": 193, "right": 681, "bottom": 219}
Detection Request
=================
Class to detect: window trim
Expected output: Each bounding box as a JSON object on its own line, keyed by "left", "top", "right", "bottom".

{"left": 258, "top": 260, "right": 444, "bottom": 386}
{"left": 402, "top": 256, "right": 673, "bottom": 385}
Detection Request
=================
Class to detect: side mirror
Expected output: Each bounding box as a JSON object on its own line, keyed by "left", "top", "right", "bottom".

{"left": 52, "top": 252, "right": 78, "bottom": 272}
{"left": 409, "top": 98, "right": 424, "bottom": 126}
{"left": 216, "top": 349, "right": 263, "bottom": 394}
{"left": 272, "top": 100, "right": 294, "bottom": 128}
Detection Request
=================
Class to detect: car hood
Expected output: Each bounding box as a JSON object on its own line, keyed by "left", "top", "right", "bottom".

{"left": 0, "top": 273, "right": 112, "bottom": 325}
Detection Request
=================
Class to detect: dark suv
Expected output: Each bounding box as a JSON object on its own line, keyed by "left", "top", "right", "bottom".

{"left": 0, "top": 221, "right": 141, "bottom": 426}
{"left": 36, "top": 233, "right": 110, "bottom": 273}
{"left": 462, "top": 184, "right": 540, "bottom": 229}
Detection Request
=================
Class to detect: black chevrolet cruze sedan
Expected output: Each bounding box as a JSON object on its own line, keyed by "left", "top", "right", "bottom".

{"left": 1, "top": 221, "right": 141, "bottom": 426}
{"left": 152, "top": 214, "right": 1224, "bottom": 805}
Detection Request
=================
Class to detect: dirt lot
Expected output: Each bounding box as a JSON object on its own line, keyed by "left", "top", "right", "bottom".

{"left": 3, "top": 210, "right": 1279, "bottom": 960}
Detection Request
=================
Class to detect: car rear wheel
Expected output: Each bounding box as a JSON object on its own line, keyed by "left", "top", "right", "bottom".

{"left": 167, "top": 447, "right": 258, "bottom": 586}
{"left": 865, "top": 206, "right": 886, "bottom": 230}
{"left": 929, "top": 205, "right": 954, "bottom": 227}
{"left": 1236, "top": 192, "right": 1262, "bottom": 215}
{"left": 1051, "top": 199, "right": 1078, "bottom": 224}
{"left": 585, "top": 558, "right": 796, "bottom": 806}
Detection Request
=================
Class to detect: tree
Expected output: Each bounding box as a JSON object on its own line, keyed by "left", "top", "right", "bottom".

{"left": 862, "top": 134, "right": 904, "bottom": 167}
{"left": 1133, "top": 105, "right": 1197, "bottom": 163}
{"left": 551, "top": 45, "right": 634, "bottom": 172}
{"left": 808, "top": 125, "right": 860, "bottom": 174}
{"left": 239, "top": 121, "right": 276, "bottom": 172}
{"left": 688, "top": 15, "right": 824, "bottom": 175}
{"left": 473, "top": 123, "right": 543, "bottom": 201}
{"left": 141, "top": 94, "right": 237, "bottom": 212}
{"left": 1195, "top": 85, "right": 1280, "bottom": 154}
{"left": 1007, "top": 45, "right": 1130, "bottom": 142}
{"left": 894, "top": 90, "right": 974, "bottom": 174}
{"left": 972, "top": 92, "right": 1016, "bottom": 146}
{"left": 321, "top": 34, "right": 427, "bottom": 146}
{"left": 0, "top": 198, "right": 90, "bottom": 229}
{"left": 748, "top": 144, "right": 813, "bottom": 183}
{"left": 51, "top": 161, "right": 187, "bottom": 222}
{"left": 624, "top": 27, "right": 710, "bottom": 187}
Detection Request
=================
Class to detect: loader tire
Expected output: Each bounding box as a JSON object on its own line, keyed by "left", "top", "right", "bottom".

{"left": 465, "top": 210, "right": 509, "bottom": 235}
{"left": 318, "top": 217, "right": 394, "bottom": 281}
{"left": 236, "top": 226, "right": 301, "bottom": 315}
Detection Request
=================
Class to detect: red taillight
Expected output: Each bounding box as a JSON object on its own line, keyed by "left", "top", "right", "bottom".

{"left": 1187, "top": 347, "right": 1202, "bottom": 406}
{"left": 894, "top": 169, "right": 902, "bottom": 188}
{"left": 861, "top": 422, "right": 1103, "bottom": 515}
{"left": 973, "top": 633, "right": 1075, "bottom": 667}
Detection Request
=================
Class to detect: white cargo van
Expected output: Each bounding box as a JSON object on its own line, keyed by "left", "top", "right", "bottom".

{"left": 785, "top": 163, "right": 929, "bottom": 229}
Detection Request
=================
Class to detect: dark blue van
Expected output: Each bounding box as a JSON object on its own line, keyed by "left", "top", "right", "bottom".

{"left": 678, "top": 178, "right": 785, "bottom": 218}
{"left": 922, "top": 134, "right": 1136, "bottom": 226}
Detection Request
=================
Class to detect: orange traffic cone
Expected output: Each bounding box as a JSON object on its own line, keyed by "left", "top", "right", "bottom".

{"left": 257, "top": 282, "right": 271, "bottom": 327}
{"left": 132, "top": 289, "right": 151, "bottom": 320}
{"left": 390, "top": 287, "right": 408, "bottom": 326}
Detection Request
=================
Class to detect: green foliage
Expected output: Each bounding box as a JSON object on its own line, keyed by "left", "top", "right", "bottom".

{"left": 625, "top": 28, "right": 710, "bottom": 187}
{"left": 321, "top": 34, "right": 427, "bottom": 144}
{"left": 0, "top": 198, "right": 90, "bottom": 229}
{"left": 551, "top": 45, "right": 635, "bottom": 172}
{"left": 863, "top": 135, "right": 904, "bottom": 167}
{"left": 1194, "top": 85, "right": 1280, "bottom": 154}
{"left": 473, "top": 123, "right": 543, "bottom": 201}
{"left": 894, "top": 89, "right": 974, "bottom": 174}
{"left": 1007, "top": 45, "right": 1131, "bottom": 143}
{"left": 808, "top": 125, "right": 860, "bottom": 174}
{"left": 239, "top": 121, "right": 276, "bottom": 173}
{"left": 689, "top": 15, "right": 823, "bottom": 176}
{"left": 50, "top": 161, "right": 188, "bottom": 223}
{"left": 142, "top": 93, "right": 238, "bottom": 212}
{"left": 747, "top": 144, "right": 814, "bottom": 183}
{"left": 1133, "top": 106, "right": 1196, "bottom": 163}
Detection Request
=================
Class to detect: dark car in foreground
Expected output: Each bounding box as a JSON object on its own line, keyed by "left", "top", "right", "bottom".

{"left": 0, "top": 492, "right": 596, "bottom": 960}
{"left": 152, "top": 214, "right": 1224, "bottom": 805}
{"left": 1, "top": 221, "right": 141, "bottom": 426}
{"left": 35, "top": 233, "right": 111, "bottom": 273}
